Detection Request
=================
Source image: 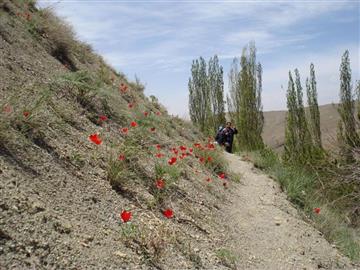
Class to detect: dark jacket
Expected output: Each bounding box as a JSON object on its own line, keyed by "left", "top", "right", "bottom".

{"left": 216, "top": 127, "right": 238, "bottom": 146}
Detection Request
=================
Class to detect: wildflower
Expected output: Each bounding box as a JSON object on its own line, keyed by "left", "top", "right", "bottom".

{"left": 144, "top": 111, "right": 149, "bottom": 117}
{"left": 156, "top": 144, "right": 161, "bottom": 150}
{"left": 179, "top": 145, "right": 187, "bottom": 151}
{"left": 207, "top": 156, "right": 213, "bottom": 162}
{"left": 156, "top": 112, "right": 161, "bottom": 116}
{"left": 150, "top": 127, "right": 156, "bottom": 132}
{"left": 207, "top": 143, "right": 215, "bottom": 149}
{"left": 155, "top": 153, "right": 164, "bottom": 158}
{"left": 89, "top": 134, "right": 102, "bottom": 145}
{"left": 168, "top": 157, "right": 177, "bottom": 165}
{"left": 206, "top": 178, "right": 211, "bottom": 182}
{"left": 171, "top": 148, "right": 179, "bottom": 155}
{"left": 99, "top": 115, "right": 108, "bottom": 121}
{"left": 121, "top": 127, "right": 129, "bottom": 134}
{"left": 128, "top": 103, "right": 134, "bottom": 109}
{"left": 23, "top": 111, "right": 30, "bottom": 118}
{"left": 156, "top": 179, "right": 165, "bottom": 189}
{"left": 218, "top": 172, "right": 226, "bottom": 179}
{"left": 3, "top": 104, "right": 12, "bottom": 114}
{"left": 163, "top": 208, "right": 173, "bottom": 219}
{"left": 130, "top": 121, "right": 137, "bottom": 127}
{"left": 120, "top": 210, "right": 132, "bottom": 223}
{"left": 118, "top": 154, "right": 125, "bottom": 161}
{"left": 199, "top": 157, "right": 205, "bottom": 163}
{"left": 189, "top": 148, "right": 193, "bottom": 153}
{"left": 314, "top": 208, "right": 321, "bottom": 214}
{"left": 194, "top": 143, "right": 201, "bottom": 148}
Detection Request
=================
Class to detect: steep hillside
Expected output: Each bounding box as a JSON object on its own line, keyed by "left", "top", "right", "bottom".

{"left": 263, "top": 104, "right": 340, "bottom": 152}
{"left": 0, "top": 1, "right": 238, "bottom": 269}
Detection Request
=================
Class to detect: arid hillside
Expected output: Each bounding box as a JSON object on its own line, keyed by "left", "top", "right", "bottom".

{"left": 0, "top": 1, "right": 239, "bottom": 269}
{"left": 263, "top": 104, "right": 340, "bottom": 151}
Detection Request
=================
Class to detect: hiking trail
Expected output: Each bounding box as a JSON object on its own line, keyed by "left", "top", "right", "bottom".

{"left": 224, "top": 152, "right": 356, "bottom": 270}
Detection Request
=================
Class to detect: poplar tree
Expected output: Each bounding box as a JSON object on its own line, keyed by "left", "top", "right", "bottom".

{"left": 356, "top": 80, "right": 360, "bottom": 122}
{"left": 284, "top": 69, "right": 314, "bottom": 163}
{"left": 188, "top": 57, "right": 210, "bottom": 133}
{"left": 284, "top": 72, "right": 298, "bottom": 161}
{"left": 189, "top": 56, "right": 225, "bottom": 134}
{"left": 208, "top": 55, "right": 226, "bottom": 132}
{"left": 306, "top": 63, "right": 322, "bottom": 148}
{"left": 228, "top": 42, "right": 264, "bottom": 151}
{"left": 337, "top": 50, "right": 359, "bottom": 155}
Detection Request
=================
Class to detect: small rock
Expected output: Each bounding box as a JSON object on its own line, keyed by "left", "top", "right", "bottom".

{"left": 54, "top": 220, "right": 72, "bottom": 234}
{"left": 30, "top": 201, "right": 45, "bottom": 214}
{"left": 114, "top": 251, "right": 127, "bottom": 258}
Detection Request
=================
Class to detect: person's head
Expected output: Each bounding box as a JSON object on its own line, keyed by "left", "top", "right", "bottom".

{"left": 226, "top": 122, "right": 232, "bottom": 128}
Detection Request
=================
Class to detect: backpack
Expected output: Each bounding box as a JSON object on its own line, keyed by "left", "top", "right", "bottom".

{"left": 215, "top": 126, "right": 225, "bottom": 144}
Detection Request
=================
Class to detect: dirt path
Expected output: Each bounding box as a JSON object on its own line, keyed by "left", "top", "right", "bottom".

{"left": 224, "top": 153, "right": 356, "bottom": 270}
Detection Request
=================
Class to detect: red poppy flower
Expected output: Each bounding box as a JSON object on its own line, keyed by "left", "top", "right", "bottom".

{"left": 119, "top": 83, "right": 128, "bottom": 93}
{"left": 128, "top": 103, "right": 134, "bottom": 109}
{"left": 207, "top": 143, "right": 215, "bottom": 149}
{"left": 99, "top": 115, "right": 108, "bottom": 121}
{"left": 89, "top": 134, "right": 102, "bottom": 145}
{"left": 121, "top": 127, "right": 129, "bottom": 134}
{"left": 120, "top": 210, "right": 132, "bottom": 223}
{"left": 130, "top": 121, "right": 137, "bottom": 127}
{"left": 168, "top": 157, "right": 177, "bottom": 165}
{"left": 189, "top": 148, "right": 193, "bottom": 153}
{"left": 156, "top": 179, "right": 165, "bottom": 189}
{"left": 218, "top": 172, "right": 226, "bottom": 179}
{"left": 156, "top": 144, "right": 161, "bottom": 150}
{"left": 194, "top": 143, "right": 201, "bottom": 148}
{"left": 3, "top": 104, "right": 12, "bottom": 113}
{"left": 207, "top": 156, "right": 213, "bottom": 162}
{"left": 156, "top": 112, "right": 161, "bottom": 116}
{"left": 314, "top": 208, "right": 321, "bottom": 214}
{"left": 25, "top": 12, "right": 31, "bottom": 21}
{"left": 163, "top": 209, "right": 173, "bottom": 219}
{"left": 155, "top": 153, "right": 164, "bottom": 158}
{"left": 23, "top": 111, "right": 30, "bottom": 118}
{"left": 199, "top": 157, "right": 205, "bottom": 163}
{"left": 150, "top": 127, "right": 156, "bottom": 132}
{"left": 179, "top": 145, "right": 187, "bottom": 151}
{"left": 144, "top": 111, "right": 149, "bottom": 117}
{"left": 118, "top": 154, "right": 125, "bottom": 161}
{"left": 206, "top": 178, "right": 211, "bottom": 182}
{"left": 171, "top": 148, "right": 179, "bottom": 155}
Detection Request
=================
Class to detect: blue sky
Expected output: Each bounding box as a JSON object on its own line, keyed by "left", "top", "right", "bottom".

{"left": 38, "top": 0, "right": 359, "bottom": 118}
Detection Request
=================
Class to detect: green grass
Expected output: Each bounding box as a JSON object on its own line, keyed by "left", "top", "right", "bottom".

{"left": 247, "top": 148, "right": 360, "bottom": 262}
{"left": 215, "top": 248, "right": 238, "bottom": 269}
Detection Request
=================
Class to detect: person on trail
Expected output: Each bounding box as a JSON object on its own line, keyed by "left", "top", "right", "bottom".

{"left": 215, "top": 122, "right": 238, "bottom": 153}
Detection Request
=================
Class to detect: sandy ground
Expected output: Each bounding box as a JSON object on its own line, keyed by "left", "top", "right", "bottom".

{"left": 224, "top": 152, "right": 357, "bottom": 270}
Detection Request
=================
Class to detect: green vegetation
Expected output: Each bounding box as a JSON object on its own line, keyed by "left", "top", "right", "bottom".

{"left": 337, "top": 50, "right": 360, "bottom": 161}
{"left": 306, "top": 63, "right": 322, "bottom": 149}
{"left": 216, "top": 248, "right": 238, "bottom": 269}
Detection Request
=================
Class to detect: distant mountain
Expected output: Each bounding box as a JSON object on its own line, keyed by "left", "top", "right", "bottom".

{"left": 263, "top": 104, "right": 341, "bottom": 151}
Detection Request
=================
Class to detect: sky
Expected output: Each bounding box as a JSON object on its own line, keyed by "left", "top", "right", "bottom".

{"left": 37, "top": 0, "right": 360, "bottom": 118}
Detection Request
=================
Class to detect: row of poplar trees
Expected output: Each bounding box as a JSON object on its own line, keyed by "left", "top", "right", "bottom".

{"left": 188, "top": 42, "right": 264, "bottom": 151}
{"left": 284, "top": 50, "right": 360, "bottom": 164}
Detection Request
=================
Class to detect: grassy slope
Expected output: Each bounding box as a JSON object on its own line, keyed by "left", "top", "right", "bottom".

{"left": 0, "top": 1, "right": 238, "bottom": 269}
